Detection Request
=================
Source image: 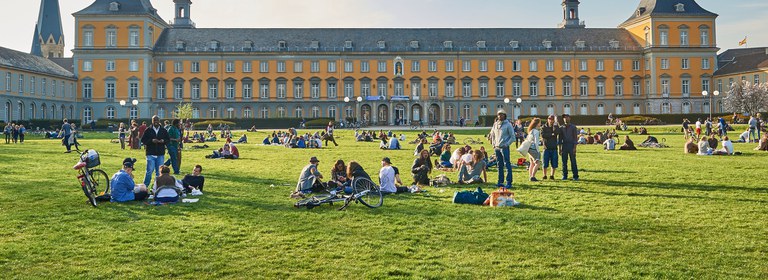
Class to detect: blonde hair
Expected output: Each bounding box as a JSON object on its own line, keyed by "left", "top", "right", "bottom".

{"left": 527, "top": 118, "right": 541, "bottom": 133}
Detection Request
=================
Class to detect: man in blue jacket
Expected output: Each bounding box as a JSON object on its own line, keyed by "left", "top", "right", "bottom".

{"left": 110, "top": 158, "right": 148, "bottom": 202}
{"left": 488, "top": 109, "right": 515, "bottom": 189}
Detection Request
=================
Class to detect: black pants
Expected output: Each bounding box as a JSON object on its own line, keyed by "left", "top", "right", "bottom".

{"left": 561, "top": 145, "right": 579, "bottom": 179}
{"left": 19, "top": 134, "right": 24, "bottom": 143}
{"left": 325, "top": 135, "right": 338, "bottom": 146}
{"left": 4, "top": 133, "right": 9, "bottom": 143}
{"left": 63, "top": 134, "right": 72, "bottom": 151}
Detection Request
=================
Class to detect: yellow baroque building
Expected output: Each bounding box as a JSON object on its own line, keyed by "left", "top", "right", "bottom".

{"left": 70, "top": 0, "right": 720, "bottom": 125}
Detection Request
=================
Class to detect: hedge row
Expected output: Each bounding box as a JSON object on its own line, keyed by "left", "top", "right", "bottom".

{"left": 0, "top": 119, "right": 83, "bottom": 130}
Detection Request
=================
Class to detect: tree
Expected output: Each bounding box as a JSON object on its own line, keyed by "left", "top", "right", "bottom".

{"left": 723, "top": 80, "right": 768, "bottom": 116}
{"left": 175, "top": 102, "right": 194, "bottom": 120}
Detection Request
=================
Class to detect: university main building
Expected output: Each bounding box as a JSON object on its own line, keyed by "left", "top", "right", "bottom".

{"left": 5, "top": 0, "right": 756, "bottom": 125}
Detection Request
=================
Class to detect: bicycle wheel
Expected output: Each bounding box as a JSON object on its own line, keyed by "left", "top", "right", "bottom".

{"left": 81, "top": 183, "right": 98, "bottom": 207}
{"left": 463, "top": 138, "right": 475, "bottom": 145}
{"left": 89, "top": 169, "right": 111, "bottom": 196}
{"left": 294, "top": 194, "right": 334, "bottom": 209}
{"left": 352, "top": 177, "right": 383, "bottom": 208}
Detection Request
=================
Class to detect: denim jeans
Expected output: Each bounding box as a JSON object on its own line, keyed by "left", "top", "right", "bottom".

{"left": 165, "top": 145, "right": 180, "bottom": 174}
{"left": 144, "top": 155, "right": 165, "bottom": 186}
{"left": 561, "top": 144, "right": 579, "bottom": 179}
{"left": 494, "top": 147, "right": 513, "bottom": 187}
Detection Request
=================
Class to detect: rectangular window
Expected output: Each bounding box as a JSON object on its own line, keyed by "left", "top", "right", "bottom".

{"left": 328, "top": 82, "right": 337, "bottom": 98}
{"left": 394, "top": 82, "right": 404, "bottom": 96}
{"left": 293, "top": 82, "right": 303, "bottom": 99}
{"left": 30, "top": 77, "right": 35, "bottom": 94}
{"left": 411, "top": 60, "right": 421, "bottom": 72}
{"left": 529, "top": 60, "right": 538, "bottom": 72}
{"left": 445, "top": 61, "right": 454, "bottom": 72}
{"left": 661, "top": 59, "right": 669, "bottom": 70}
{"left": 82, "top": 82, "right": 92, "bottom": 99}
{"left": 208, "top": 61, "right": 217, "bottom": 73}
{"left": 580, "top": 60, "right": 588, "bottom": 71}
{"left": 106, "top": 60, "right": 115, "bottom": 71}
{"left": 191, "top": 83, "right": 200, "bottom": 99}
{"left": 344, "top": 82, "right": 354, "bottom": 97}
{"left": 260, "top": 61, "right": 269, "bottom": 73}
{"left": 513, "top": 81, "right": 521, "bottom": 96}
{"left": 377, "top": 81, "right": 388, "bottom": 96}
{"left": 83, "top": 60, "right": 93, "bottom": 72}
{"left": 4, "top": 73, "right": 8, "bottom": 91}
{"left": 311, "top": 61, "right": 320, "bottom": 73}
{"left": 462, "top": 60, "right": 471, "bottom": 72}
{"left": 680, "top": 30, "right": 688, "bottom": 46}
{"left": 429, "top": 60, "right": 437, "bottom": 72}
{"left": 175, "top": 83, "right": 184, "bottom": 99}
{"left": 156, "top": 61, "right": 165, "bottom": 73}
{"left": 106, "top": 30, "right": 116, "bottom": 47}
{"left": 428, "top": 81, "right": 437, "bottom": 97}
{"left": 361, "top": 81, "right": 370, "bottom": 97}
{"left": 243, "top": 61, "right": 252, "bottom": 73}
{"left": 327, "top": 61, "right": 337, "bottom": 73}
{"left": 478, "top": 82, "right": 488, "bottom": 97}
{"left": 632, "top": 60, "right": 640, "bottom": 71}
{"left": 755, "top": 74, "right": 760, "bottom": 84}
{"left": 495, "top": 81, "right": 505, "bottom": 97}
{"left": 129, "top": 82, "right": 138, "bottom": 98}
{"left": 512, "top": 61, "right": 521, "bottom": 72}
{"left": 208, "top": 82, "right": 218, "bottom": 99}
{"left": 702, "top": 79, "right": 710, "bottom": 93}
{"left": 596, "top": 60, "right": 605, "bottom": 71}
{"left": 596, "top": 81, "right": 605, "bottom": 96}
{"left": 156, "top": 83, "right": 165, "bottom": 99}
{"left": 41, "top": 78, "right": 46, "bottom": 95}
{"left": 226, "top": 61, "right": 235, "bottom": 73}
{"left": 633, "top": 81, "right": 641, "bottom": 96}
{"left": 310, "top": 82, "right": 320, "bottom": 99}
{"left": 580, "top": 81, "right": 588, "bottom": 96}
{"left": 717, "top": 80, "right": 722, "bottom": 92}
{"left": 18, "top": 75, "right": 23, "bottom": 93}
{"left": 260, "top": 83, "right": 269, "bottom": 99}
{"left": 546, "top": 60, "right": 554, "bottom": 72}
{"left": 277, "top": 83, "right": 286, "bottom": 99}
{"left": 377, "top": 61, "right": 387, "bottom": 73}
{"left": 129, "top": 60, "right": 138, "bottom": 72}
{"left": 226, "top": 83, "right": 235, "bottom": 99}
{"left": 529, "top": 81, "right": 538, "bottom": 96}
{"left": 563, "top": 81, "right": 572, "bottom": 97}
{"left": 563, "top": 60, "right": 571, "bottom": 72}
{"left": 682, "top": 79, "right": 690, "bottom": 96}
{"left": 661, "top": 79, "right": 670, "bottom": 96}
{"left": 701, "top": 30, "right": 709, "bottom": 46}
{"left": 288, "top": 61, "right": 301, "bottom": 73}
{"left": 702, "top": 58, "right": 710, "bottom": 70}
{"left": 174, "top": 61, "right": 183, "bottom": 73}
{"left": 682, "top": 58, "right": 689, "bottom": 69}
{"left": 344, "top": 61, "right": 353, "bottom": 73}
{"left": 660, "top": 31, "right": 669, "bottom": 46}
{"left": 445, "top": 82, "right": 454, "bottom": 97}
{"left": 479, "top": 60, "right": 488, "bottom": 72}
{"left": 462, "top": 82, "right": 472, "bottom": 97}
{"left": 496, "top": 60, "right": 505, "bottom": 72}
{"left": 191, "top": 62, "right": 200, "bottom": 73}
{"left": 83, "top": 31, "right": 93, "bottom": 47}
{"left": 277, "top": 61, "right": 286, "bottom": 73}
{"left": 129, "top": 30, "right": 139, "bottom": 47}
{"left": 646, "top": 59, "right": 650, "bottom": 70}
{"left": 546, "top": 81, "right": 555, "bottom": 96}
{"left": 614, "top": 81, "right": 623, "bottom": 96}
{"left": 614, "top": 60, "right": 623, "bottom": 71}
{"left": 360, "top": 61, "right": 369, "bottom": 73}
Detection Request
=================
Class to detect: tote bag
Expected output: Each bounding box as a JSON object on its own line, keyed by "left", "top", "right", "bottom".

{"left": 516, "top": 137, "right": 532, "bottom": 157}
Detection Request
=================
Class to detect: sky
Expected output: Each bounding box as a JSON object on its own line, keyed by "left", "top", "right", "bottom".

{"left": 1, "top": 0, "right": 766, "bottom": 57}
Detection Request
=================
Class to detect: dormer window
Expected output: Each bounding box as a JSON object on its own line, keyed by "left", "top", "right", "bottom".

{"left": 344, "top": 40, "right": 353, "bottom": 49}
{"left": 636, "top": 7, "right": 646, "bottom": 17}
{"left": 209, "top": 41, "right": 219, "bottom": 51}
{"left": 310, "top": 40, "right": 319, "bottom": 50}
{"left": 675, "top": 3, "right": 685, "bottom": 12}
{"left": 575, "top": 40, "right": 585, "bottom": 48}
{"left": 377, "top": 40, "right": 386, "bottom": 49}
{"left": 542, "top": 40, "right": 552, "bottom": 49}
{"left": 243, "top": 40, "right": 253, "bottom": 51}
{"left": 410, "top": 40, "right": 419, "bottom": 49}
{"left": 476, "top": 41, "right": 487, "bottom": 49}
{"left": 509, "top": 40, "right": 519, "bottom": 49}
{"left": 609, "top": 40, "right": 620, "bottom": 49}
{"left": 278, "top": 40, "right": 286, "bottom": 50}
{"left": 175, "top": 40, "right": 185, "bottom": 50}
{"left": 109, "top": 2, "right": 120, "bottom": 11}
{"left": 443, "top": 41, "right": 453, "bottom": 49}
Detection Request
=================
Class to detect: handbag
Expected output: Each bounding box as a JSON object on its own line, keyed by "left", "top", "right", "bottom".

{"left": 517, "top": 138, "right": 532, "bottom": 157}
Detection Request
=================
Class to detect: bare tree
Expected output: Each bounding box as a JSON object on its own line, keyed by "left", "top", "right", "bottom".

{"left": 723, "top": 81, "right": 768, "bottom": 116}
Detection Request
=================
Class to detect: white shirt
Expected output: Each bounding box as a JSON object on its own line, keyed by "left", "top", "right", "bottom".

{"left": 461, "top": 153, "right": 473, "bottom": 165}
{"left": 379, "top": 166, "right": 396, "bottom": 193}
{"left": 721, "top": 140, "right": 734, "bottom": 155}
{"left": 695, "top": 121, "right": 702, "bottom": 129}
{"left": 450, "top": 149, "right": 462, "bottom": 166}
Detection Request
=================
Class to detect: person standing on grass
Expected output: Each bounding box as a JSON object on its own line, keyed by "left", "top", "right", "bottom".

{"left": 682, "top": 119, "right": 691, "bottom": 139}
{"left": 757, "top": 113, "right": 763, "bottom": 142}
{"left": 560, "top": 114, "right": 579, "bottom": 181}
{"left": 748, "top": 115, "right": 758, "bottom": 143}
{"left": 541, "top": 115, "right": 560, "bottom": 180}
{"left": 324, "top": 121, "right": 338, "bottom": 146}
{"left": 718, "top": 117, "right": 728, "bottom": 138}
{"left": 164, "top": 119, "right": 181, "bottom": 174}
{"left": 705, "top": 118, "right": 713, "bottom": 137}
{"left": 488, "top": 109, "right": 515, "bottom": 189}
{"left": 4, "top": 123, "right": 11, "bottom": 144}
{"left": 141, "top": 116, "right": 170, "bottom": 186}
{"left": 11, "top": 124, "right": 18, "bottom": 144}
{"left": 695, "top": 118, "right": 703, "bottom": 139}
{"left": 138, "top": 121, "right": 148, "bottom": 148}
{"left": 118, "top": 122, "right": 127, "bottom": 150}
{"left": 18, "top": 125, "right": 25, "bottom": 143}
{"left": 526, "top": 118, "right": 542, "bottom": 182}
{"left": 60, "top": 119, "right": 72, "bottom": 153}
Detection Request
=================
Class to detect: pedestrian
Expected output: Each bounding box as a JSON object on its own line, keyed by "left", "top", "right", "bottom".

{"left": 324, "top": 121, "right": 338, "bottom": 146}
{"left": 61, "top": 119, "right": 73, "bottom": 153}
{"left": 488, "top": 109, "right": 515, "bottom": 189}
{"left": 559, "top": 114, "right": 579, "bottom": 181}
{"left": 18, "top": 125, "right": 25, "bottom": 143}
{"left": 3, "top": 123, "right": 11, "bottom": 144}
{"left": 140, "top": 115, "right": 170, "bottom": 186}
{"left": 164, "top": 119, "right": 182, "bottom": 175}
{"left": 118, "top": 122, "right": 127, "bottom": 150}
{"left": 541, "top": 115, "right": 560, "bottom": 180}
{"left": 11, "top": 124, "right": 19, "bottom": 144}
{"left": 138, "top": 121, "right": 148, "bottom": 148}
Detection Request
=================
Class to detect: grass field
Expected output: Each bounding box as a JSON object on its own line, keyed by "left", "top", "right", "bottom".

{"left": 0, "top": 125, "right": 766, "bottom": 279}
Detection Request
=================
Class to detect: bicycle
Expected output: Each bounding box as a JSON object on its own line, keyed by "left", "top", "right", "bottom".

{"left": 463, "top": 137, "right": 485, "bottom": 145}
{"left": 295, "top": 177, "right": 383, "bottom": 210}
{"left": 411, "top": 121, "right": 425, "bottom": 130}
{"left": 72, "top": 150, "right": 110, "bottom": 207}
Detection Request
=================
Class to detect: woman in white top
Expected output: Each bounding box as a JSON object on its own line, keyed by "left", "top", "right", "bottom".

{"left": 697, "top": 136, "right": 712, "bottom": 155}
{"left": 527, "top": 118, "right": 542, "bottom": 181}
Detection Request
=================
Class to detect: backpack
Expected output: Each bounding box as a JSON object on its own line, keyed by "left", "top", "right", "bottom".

{"left": 430, "top": 174, "right": 452, "bottom": 187}
{"left": 154, "top": 185, "right": 183, "bottom": 203}
{"left": 452, "top": 187, "right": 489, "bottom": 205}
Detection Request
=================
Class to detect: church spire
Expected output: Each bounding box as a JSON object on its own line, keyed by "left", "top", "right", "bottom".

{"left": 31, "top": 0, "right": 65, "bottom": 58}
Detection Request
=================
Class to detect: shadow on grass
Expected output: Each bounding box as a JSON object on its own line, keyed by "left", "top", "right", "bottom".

{"left": 527, "top": 183, "right": 767, "bottom": 204}
{"left": 586, "top": 178, "right": 768, "bottom": 194}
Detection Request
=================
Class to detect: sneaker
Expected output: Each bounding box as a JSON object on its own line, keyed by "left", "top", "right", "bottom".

{"left": 289, "top": 191, "right": 305, "bottom": 199}
{"left": 542, "top": 176, "right": 547, "bottom": 180}
{"left": 550, "top": 176, "right": 555, "bottom": 180}
{"left": 505, "top": 184, "right": 513, "bottom": 189}
{"left": 561, "top": 176, "right": 568, "bottom": 180}
{"left": 530, "top": 177, "right": 538, "bottom": 182}
{"left": 572, "top": 178, "right": 579, "bottom": 181}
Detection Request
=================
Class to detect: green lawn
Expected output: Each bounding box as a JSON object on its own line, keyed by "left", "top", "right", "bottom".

{"left": 0, "top": 125, "right": 766, "bottom": 279}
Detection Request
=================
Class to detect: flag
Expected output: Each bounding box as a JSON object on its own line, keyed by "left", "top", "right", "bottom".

{"left": 739, "top": 37, "right": 748, "bottom": 46}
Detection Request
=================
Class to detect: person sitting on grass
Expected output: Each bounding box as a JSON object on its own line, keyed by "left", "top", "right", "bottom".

{"left": 328, "top": 160, "right": 350, "bottom": 191}
{"left": 379, "top": 157, "right": 409, "bottom": 194}
{"left": 707, "top": 134, "right": 719, "bottom": 150}
{"left": 737, "top": 128, "right": 750, "bottom": 143}
{"left": 697, "top": 136, "right": 712, "bottom": 156}
{"left": 399, "top": 134, "right": 406, "bottom": 142}
{"left": 110, "top": 158, "right": 149, "bottom": 202}
{"left": 224, "top": 144, "right": 239, "bottom": 159}
{"left": 619, "top": 136, "right": 637, "bottom": 150}
{"left": 435, "top": 144, "right": 453, "bottom": 169}
{"left": 153, "top": 166, "right": 183, "bottom": 203}
{"left": 712, "top": 136, "right": 735, "bottom": 155}
{"left": 237, "top": 134, "right": 247, "bottom": 144}
{"left": 754, "top": 134, "right": 768, "bottom": 151}
{"left": 642, "top": 135, "right": 659, "bottom": 145}
{"left": 379, "top": 136, "right": 389, "bottom": 150}
{"left": 458, "top": 149, "right": 488, "bottom": 184}
{"left": 429, "top": 138, "right": 445, "bottom": 156}
{"left": 291, "top": 157, "right": 324, "bottom": 199}
{"left": 182, "top": 165, "right": 205, "bottom": 194}
{"left": 414, "top": 138, "right": 427, "bottom": 156}
{"left": 262, "top": 135, "right": 271, "bottom": 145}
{"left": 411, "top": 149, "right": 433, "bottom": 186}
{"left": 684, "top": 137, "right": 699, "bottom": 154}
{"left": 387, "top": 136, "right": 401, "bottom": 150}
{"left": 347, "top": 160, "right": 372, "bottom": 182}
{"left": 603, "top": 134, "right": 616, "bottom": 151}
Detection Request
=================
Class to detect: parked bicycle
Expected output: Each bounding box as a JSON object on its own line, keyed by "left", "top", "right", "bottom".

{"left": 464, "top": 137, "right": 485, "bottom": 145}
{"left": 295, "top": 177, "right": 383, "bottom": 210}
{"left": 73, "top": 150, "right": 110, "bottom": 207}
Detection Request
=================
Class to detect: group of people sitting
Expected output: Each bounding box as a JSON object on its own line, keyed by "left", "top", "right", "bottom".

{"left": 601, "top": 135, "right": 638, "bottom": 151}
{"left": 110, "top": 159, "right": 205, "bottom": 203}
{"left": 263, "top": 130, "right": 327, "bottom": 148}
{"left": 431, "top": 144, "right": 491, "bottom": 184}
{"left": 205, "top": 139, "right": 240, "bottom": 159}
{"left": 576, "top": 128, "right": 620, "bottom": 146}
{"left": 684, "top": 135, "right": 736, "bottom": 156}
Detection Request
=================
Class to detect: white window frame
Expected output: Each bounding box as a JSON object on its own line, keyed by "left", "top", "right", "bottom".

{"left": 496, "top": 60, "right": 504, "bottom": 72}
{"left": 682, "top": 58, "right": 690, "bottom": 70}
{"left": 429, "top": 60, "right": 437, "bottom": 72}
{"left": 294, "top": 61, "right": 304, "bottom": 73}
{"left": 129, "top": 60, "right": 139, "bottom": 72}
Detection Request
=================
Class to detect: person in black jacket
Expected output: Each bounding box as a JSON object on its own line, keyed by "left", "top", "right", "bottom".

{"left": 411, "top": 149, "right": 433, "bottom": 185}
{"left": 141, "top": 115, "right": 171, "bottom": 186}
{"left": 541, "top": 115, "right": 560, "bottom": 180}
{"left": 559, "top": 114, "right": 579, "bottom": 181}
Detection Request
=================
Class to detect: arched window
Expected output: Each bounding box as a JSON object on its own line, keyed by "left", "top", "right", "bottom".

{"left": 615, "top": 103, "right": 623, "bottom": 115}
{"left": 597, "top": 104, "right": 605, "bottom": 115}
{"left": 445, "top": 105, "right": 454, "bottom": 121}
{"left": 546, "top": 104, "right": 555, "bottom": 116}
{"left": 530, "top": 104, "right": 538, "bottom": 116}
{"left": 158, "top": 107, "right": 165, "bottom": 118}
{"left": 563, "top": 104, "right": 572, "bottom": 115}
{"left": 513, "top": 104, "right": 521, "bottom": 120}
{"left": 662, "top": 102, "right": 671, "bottom": 114}
{"left": 328, "top": 105, "right": 337, "bottom": 119}
{"left": 83, "top": 107, "right": 93, "bottom": 122}
{"left": 260, "top": 107, "right": 269, "bottom": 119}
{"left": 295, "top": 106, "right": 303, "bottom": 118}
{"left": 41, "top": 104, "right": 47, "bottom": 119}
{"left": 51, "top": 104, "right": 57, "bottom": 119}
{"left": 462, "top": 104, "right": 471, "bottom": 120}
{"left": 244, "top": 107, "right": 252, "bottom": 118}
{"left": 703, "top": 101, "right": 710, "bottom": 114}
{"left": 209, "top": 107, "right": 217, "bottom": 118}
{"left": 30, "top": 103, "right": 36, "bottom": 119}
{"left": 277, "top": 106, "right": 286, "bottom": 118}
{"left": 192, "top": 107, "right": 200, "bottom": 119}
{"left": 682, "top": 102, "right": 691, "bottom": 114}
{"left": 311, "top": 106, "right": 320, "bottom": 118}
{"left": 480, "top": 104, "right": 488, "bottom": 116}
{"left": 107, "top": 106, "right": 115, "bottom": 119}
{"left": 227, "top": 107, "right": 235, "bottom": 119}
{"left": 633, "top": 103, "right": 641, "bottom": 114}
{"left": 130, "top": 106, "right": 138, "bottom": 119}
{"left": 580, "top": 104, "right": 588, "bottom": 115}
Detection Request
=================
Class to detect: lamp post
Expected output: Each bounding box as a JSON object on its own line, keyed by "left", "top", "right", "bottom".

{"left": 702, "top": 90, "right": 720, "bottom": 120}
{"left": 356, "top": 96, "right": 363, "bottom": 124}
{"left": 120, "top": 100, "right": 139, "bottom": 119}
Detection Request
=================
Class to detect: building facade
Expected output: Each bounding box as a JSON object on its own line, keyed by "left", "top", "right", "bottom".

{"left": 67, "top": 0, "right": 720, "bottom": 125}
{"left": 714, "top": 48, "right": 768, "bottom": 100}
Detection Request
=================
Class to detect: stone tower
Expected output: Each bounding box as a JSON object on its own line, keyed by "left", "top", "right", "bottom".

{"left": 559, "top": 0, "right": 585, "bottom": 29}
{"left": 31, "top": 0, "right": 65, "bottom": 58}
{"left": 173, "top": 0, "right": 196, "bottom": 28}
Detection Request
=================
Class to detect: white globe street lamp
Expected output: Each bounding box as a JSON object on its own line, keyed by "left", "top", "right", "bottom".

{"left": 132, "top": 100, "right": 139, "bottom": 106}
{"left": 119, "top": 100, "right": 126, "bottom": 106}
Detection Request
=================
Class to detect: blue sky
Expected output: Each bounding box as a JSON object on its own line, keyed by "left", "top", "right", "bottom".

{"left": 1, "top": 0, "right": 765, "bottom": 56}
